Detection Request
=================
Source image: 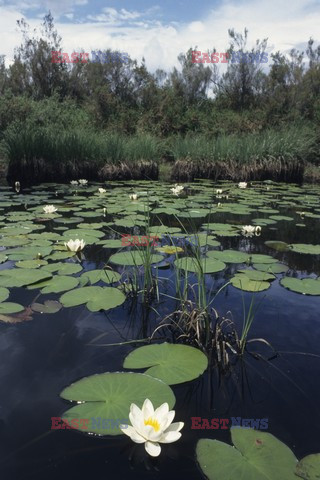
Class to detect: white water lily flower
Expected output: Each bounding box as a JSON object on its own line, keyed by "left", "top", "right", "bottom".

{"left": 15, "top": 181, "right": 21, "bottom": 193}
{"left": 98, "top": 188, "right": 107, "bottom": 194}
{"left": 43, "top": 205, "right": 57, "bottom": 214}
{"left": 129, "top": 194, "right": 138, "bottom": 200}
{"left": 79, "top": 179, "right": 88, "bottom": 185}
{"left": 242, "top": 225, "right": 261, "bottom": 237}
{"left": 238, "top": 182, "right": 247, "bottom": 189}
{"left": 216, "top": 189, "right": 223, "bottom": 194}
{"left": 120, "top": 398, "right": 184, "bottom": 457}
{"left": 170, "top": 184, "right": 184, "bottom": 196}
{"left": 70, "top": 180, "right": 78, "bottom": 185}
{"left": 64, "top": 239, "right": 86, "bottom": 252}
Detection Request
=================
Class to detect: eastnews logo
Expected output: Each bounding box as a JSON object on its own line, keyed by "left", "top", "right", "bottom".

{"left": 51, "top": 417, "right": 129, "bottom": 429}
{"left": 191, "top": 417, "right": 269, "bottom": 429}
{"left": 192, "top": 51, "right": 268, "bottom": 64}
{"left": 51, "top": 51, "right": 129, "bottom": 64}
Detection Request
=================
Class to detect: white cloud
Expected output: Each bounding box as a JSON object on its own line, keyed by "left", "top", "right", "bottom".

{"left": 0, "top": 0, "right": 320, "bottom": 72}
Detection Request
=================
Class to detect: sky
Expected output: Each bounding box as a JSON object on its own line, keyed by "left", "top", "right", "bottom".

{"left": 0, "top": 0, "right": 320, "bottom": 71}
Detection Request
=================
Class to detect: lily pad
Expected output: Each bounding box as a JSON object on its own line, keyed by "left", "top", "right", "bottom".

{"left": 196, "top": 428, "right": 298, "bottom": 480}
{"left": 207, "top": 250, "right": 249, "bottom": 264}
{"left": 248, "top": 254, "right": 277, "bottom": 264}
{"left": 296, "top": 453, "right": 320, "bottom": 480}
{"left": 264, "top": 241, "right": 289, "bottom": 252}
{"left": 289, "top": 244, "right": 320, "bottom": 255}
{"left": 0, "top": 269, "right": 52, "bottom": 288}
{"left": 43, "top": 262, "right": 83, "bottom": 275}
{"left": 109, "top": 251, "right": 164, "bottom": 266}
{"left": 0, "top": 302, "right": 25, "bottom": 314}
{"left": 80, "top": 269, "right": 121, "bottom": 285}
{"left": 237, "top": 269, "right": 275, "bottom": 282}
{"left": 230, "top": 274, "right": 270, "bottom": 292}
{"left": 60, "top": 286, "right": 126, "bottom": 312}
{"left": 280, "top": 277, "right": 320, "bottom": 295}
{"left": 174, "top": 256, "right": 226, "bottom": 274}
{"left": 253, "top": 263, "right": 289, "bottom": 274}
{"left": 31, "top": 300, "right": 62, "bottom": 314}
{"left": 30, "top": 275, "right": 79, "bottom": 294}
{"left": 60, "top": 372, "right": 175, "bottom": 435}
{"left": 123, "top": 343, "right": 208, "bottom": 385}
{"left": 0, "top": 287, "right": 10, "bottom": 302}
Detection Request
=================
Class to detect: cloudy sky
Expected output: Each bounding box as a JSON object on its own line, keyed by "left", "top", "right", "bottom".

{"left": 1, "top": 0, "right": 320, "bottom": 70}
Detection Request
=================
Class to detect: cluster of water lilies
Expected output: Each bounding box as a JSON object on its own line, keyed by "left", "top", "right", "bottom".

{"left": 120, "top": 399, "right": 184, "bottom": 457}
{"left": 64, "top": 239, "right": 86, "bottom": 252}
{"left": 129, "top": 193, "right": 138, "bottom": 201}
{"left": 70, "top": 179, "right": 88, "bottom": 186}
{"left": 43, "top": 205, "right": 58, "bottom": 214}
{"left": 238, "top": 182, "right": 248, "bottom": 189}
{"left": 241, "top": 225, "right": 262, "bottom": 237}
{"left": 170, "top": 184, "right": 184, "bottom": 196}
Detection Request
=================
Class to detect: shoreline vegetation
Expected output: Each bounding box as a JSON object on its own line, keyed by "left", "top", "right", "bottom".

{"left": 3, "top": 125, "right": 318, "bottom": 184}
{"left": 0, "top": 14, "right": 320, "bottom": 185}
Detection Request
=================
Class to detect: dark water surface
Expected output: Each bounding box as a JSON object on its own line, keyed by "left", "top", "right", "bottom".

{"left": 0, "top": 180, "right": 320, "bottom": 479}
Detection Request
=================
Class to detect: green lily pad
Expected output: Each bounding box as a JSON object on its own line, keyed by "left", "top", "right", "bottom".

{"left": 60, "top": 372, "right": 175, "bottom": 435}
{"left": 249, "top": 254, "right": 277, "bottom": 264}
{"left": 280, "top": 277, "right": 320, "bottom": 295}
{"left": 237, "top": 269, "right": 275, "bottom": 282}
{"left": 43, "top": 262, "right": 83, "bottom": 275}
{"left": 109, "top": 251, "right": 164, "bottom": 266}
{"left": 16, "top": 259, "right": 48, "bottom": 269}
{"left": 253, "top": 263, "right": 289, "bottom": 274}
{"left": 80, "top": 269, "right": 121, "bottom": 286}
{"left": 31, "top": 300, "right": 62, "bottom": 314}
{"left": 0, "top": 302, "right": 25, "bottom": 314}
{"left": 0, "top": 287, "right": 10, "bottom": 302}
{"left": 123, "top": 343, "right": 208, "bottom": 385}
{"left": 296, "top": 453, "right": 320, "bottom": 480}
{"left": 196, "top": 428, "right": 298, "bottom": 480}
{"left": 264, "top": 241, "right": 289, "bottom": 252}
{"left": 0, "top": 254, "right": 8, "bottom": 263}
{"left": 100, "top": 239, "right": 124, "bottom": 249}
{"left": 30, "top": 275, "right": 79, "bottom": 294}
{"left": 289, "top": 244, "right": 320, "bottom": 255}
{"left": 174, "top": 256, "right": 226, "bottom": 274}
{"left": 230, "top": 274, "right": 270, "bottom": 292}
{"left": 207, "top": 250, "right": 249, "bottom": 263}
{"left": 60, "top": 286, "right": 126, "bottom": 312}
{"left": 0, "top": 269, "right": 52, "bottom": 288}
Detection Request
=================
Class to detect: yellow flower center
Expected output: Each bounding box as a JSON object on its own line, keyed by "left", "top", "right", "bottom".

{"left": 144, "top": 417, "right": 160, "bottom": 432}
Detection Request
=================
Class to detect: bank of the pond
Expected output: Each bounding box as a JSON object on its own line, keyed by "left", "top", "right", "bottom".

{"left": 2, "top": 124, "right": 319, "bottom": 185}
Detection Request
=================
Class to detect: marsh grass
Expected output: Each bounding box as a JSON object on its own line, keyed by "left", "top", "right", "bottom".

{"left": 4, "top": 123, "right": 318, "bottom": 184}
{"left": 171, "top": 125, "right": 317, "bottom": 182}
{"left": 5, "top": 128, "right": 161, "bottom": 183}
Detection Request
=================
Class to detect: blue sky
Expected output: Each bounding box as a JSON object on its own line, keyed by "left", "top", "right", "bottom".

{"left": 1, "top": 0, "right": 320, "bottom": 70}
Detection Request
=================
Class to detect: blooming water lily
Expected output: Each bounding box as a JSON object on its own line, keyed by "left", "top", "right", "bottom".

{"left": 79, "top": 179, "right": 88, "bottom": 185}
{"left": 170, "top": 184, "right": 184, "bottom": 196}
{"left": 64, "top": 239, "right": 86, "bottom": 252}
{"left": 70, "top": 180, "right": 78, "bottom": 185}
{"left": 241, "top": 225, "right": 262, "bottom": 237}
{"left": 43, "top": 205, "right": 57, "bottom": 214}
{"left": 98, "top": 188, "right": 107, "bottom": 194}
{"left": 129, "top": 194, "right": 138, "bottom": 200}
{"left": 120, "top": 398, "right": 184, "bottom": 457}
{"left": 238, "top": 182, "right": 247, "bottom": 189}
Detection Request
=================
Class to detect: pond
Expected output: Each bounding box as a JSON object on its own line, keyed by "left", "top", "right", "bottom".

{"left": 0, "top": 179, "right": 320, "bottom": 479}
